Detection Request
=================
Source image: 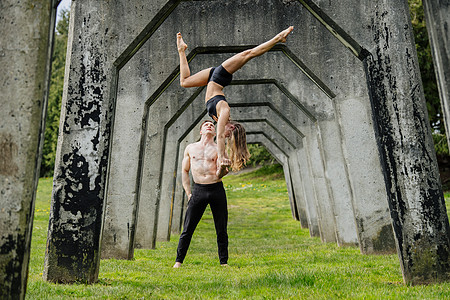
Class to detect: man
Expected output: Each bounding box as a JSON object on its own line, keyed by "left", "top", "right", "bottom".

{"left": 173, "top": 120, "right": 230, "bottom": 268}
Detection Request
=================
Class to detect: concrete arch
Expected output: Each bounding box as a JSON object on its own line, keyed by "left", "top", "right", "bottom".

{"left": 169, "top": 117, "right": 312, "bottom": 232}
{"left": 102, "top": 44, "right": 332, "bottom": 256}
{"left": 103, "top": 0, "right": 390, "bottom": 254}
{"left": 165, "top": 113, "right": 332, "bottom": 244}
{"left": 102, "top": 55, "right": 330, "bottom": 257}
{"left": 152, "top": 104, "right": 305, "bottom": 244}
{"left": 41, "top": 0, "right": 448, "bottom": 285}
{"left": 136, "top": 83, "right": 313, "bottom": 245}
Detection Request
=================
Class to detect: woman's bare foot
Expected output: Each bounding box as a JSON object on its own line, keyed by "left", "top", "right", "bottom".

{"left": 173, "top": 262, "right": 182, "bottom": 268}
{"left": 177, "top": 32, "right": 188, "bottom": 52}
{"left": 277, "top": 26, "right": 294, "bottom": 43}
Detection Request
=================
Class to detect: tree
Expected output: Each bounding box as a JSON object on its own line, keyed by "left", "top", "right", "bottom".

{"left": 409, "top": 0, "right": 442, "bottom": 133}
{"left": 40, "top": 9, "right": 69, "bottom": 177}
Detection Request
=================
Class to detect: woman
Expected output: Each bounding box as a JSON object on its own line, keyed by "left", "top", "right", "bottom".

{"left": 176, "top": 26, "right": 294, "bottom": 172}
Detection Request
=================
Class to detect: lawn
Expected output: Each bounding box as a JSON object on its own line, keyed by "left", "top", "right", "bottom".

{"left": 26, "top": 165, "right": 450, "bottom": 299}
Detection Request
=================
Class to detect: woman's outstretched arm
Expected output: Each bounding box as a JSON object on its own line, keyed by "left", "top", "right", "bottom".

{"left": 216, "top": 106, "right": 231, "bottom": 168}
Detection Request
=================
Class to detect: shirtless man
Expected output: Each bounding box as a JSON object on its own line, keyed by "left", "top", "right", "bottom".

{"left": 173, "top": 120, "right": 230, "bottom": 268}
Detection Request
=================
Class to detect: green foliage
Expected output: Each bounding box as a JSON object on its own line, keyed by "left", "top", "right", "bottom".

{"left": 28, "top": 172, "right": 450, "bottom": 299}
{"left": 409, "top": 0, "right": 442, "bottom": 132}
{"left": 40, "top": 9, "right": 69, "bottom": 177}
{"left": 246, "top": 144, "right": 276, "bottom": 167}
{"left": 56, "top": 9, "right": 70, "bottom": 36}
{"left": 433, "top": 133, "right": 450, "bottom": 156}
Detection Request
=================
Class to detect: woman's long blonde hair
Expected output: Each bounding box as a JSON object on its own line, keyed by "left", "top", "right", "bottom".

{"left": 226, "top": 121, "right": 250, "bottom": 171}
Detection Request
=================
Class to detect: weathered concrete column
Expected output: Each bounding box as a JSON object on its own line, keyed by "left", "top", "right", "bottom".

{"left": 316, "top": 120, "right": 358, "bottom": 246}
{"left": 0, "top": 1, "right": 55, "bottom": 298}
{"left": 43, "top": 1, "right": 111, "bottom": 282}
{"left": 43, "top": 0, "right": 175, "bottom": 279}
{"left": 423, "top": 0, "right": 450, "bottom": 149}
{"left": 288, "top": 151, "right": 309, "bottom": 229}
{"left": 171, "top": 134, "right": 198, "bottom": 235}
{"left": 363, "top": 0, "right": 450, "bottom": 284}
{"left": 303, "top": 124, "right": 337, "bottom": 243}
{"left": 296, "top": 147, "right": 320, "bottom": 237}
{"left": 295, "top": 0, "right": 395, "bottom": 253}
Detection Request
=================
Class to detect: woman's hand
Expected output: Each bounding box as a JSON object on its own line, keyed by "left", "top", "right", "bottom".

{"left": 218, "top": 156, "right": 231, "bottom": 168}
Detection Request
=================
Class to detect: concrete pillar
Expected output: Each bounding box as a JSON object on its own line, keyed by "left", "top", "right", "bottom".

{"left": 101, "top": 50, "right": 148, "bottom": 260}
{"left": 43, "top": 1, "right": 111, "bottom": 282}
{"left": 423, "top": 0, "right": 450, "bottom": 149}
{"left": 171, "top": 134, "right": 197, "bottom": 235}
{"left": 284, "top": 160, "right": 300, "bottom": 221}
{"left": 43, "top": 0, "right": 177, "bottom": 276}
{"left": 303, "top": 124, "right": 337, "bottom": 243}
{"left": 362, "top": 0, "right": 450, "bottom": 284}
{"left": 0, "top": 1, "right": 55, "bottom": 298}
{"left": 288, "top": 152, "right": 309, "bottom": 229}
{"left": 337, "top": 94, "right": 395, "bottom": 253}
{"left": 294, "top": 0, "right": 395, "bottom": 253}
{"left": 297, "top": 147, "right": 320, "bottom": 237}
{"left": 316, "top": 120, "right": 358, "bottom": 246}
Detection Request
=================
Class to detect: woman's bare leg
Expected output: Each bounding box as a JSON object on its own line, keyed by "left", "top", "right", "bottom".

{"left": 177, "top": 32, "right": 212, "bottom": 88}
{"left": 222, "top": 26, "right": 294, "bottom": 74}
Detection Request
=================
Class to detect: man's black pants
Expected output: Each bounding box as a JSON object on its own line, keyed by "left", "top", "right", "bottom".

{"left": 176, "top": 181, "right": 228, "bottom": 264}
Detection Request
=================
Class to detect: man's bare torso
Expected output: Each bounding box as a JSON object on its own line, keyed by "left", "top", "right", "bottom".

{"left": 188, "top": 141, "right": 220, "bottom": 184}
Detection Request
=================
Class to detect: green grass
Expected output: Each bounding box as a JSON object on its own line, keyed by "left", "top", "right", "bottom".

{"left": 27, "top": 166, "right": 450, "bottom": 299}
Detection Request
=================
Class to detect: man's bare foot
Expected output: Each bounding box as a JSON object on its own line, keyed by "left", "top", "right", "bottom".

{"left": 173, "top": 262, "right": 182, "bottom": 268}
{"left": 277, "top": 26, "right": 294, "bottom": 43}
{"left": 221, "top": 264, "right": 228, "bottom": 267}
{"left": 177, "top": 32, "right": 188, "bottom": 52}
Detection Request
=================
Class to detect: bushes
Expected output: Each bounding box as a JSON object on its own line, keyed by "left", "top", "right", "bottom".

{"left": 433, "top": 133, "right": 449, "bottom": 156}
{"left": 246, "top": 144, "right": 277, "bottom": 167}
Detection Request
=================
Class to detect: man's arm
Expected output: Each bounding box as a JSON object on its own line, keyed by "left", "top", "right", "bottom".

{"left": 181, "top": 145, "right": 192, "bottom": 200}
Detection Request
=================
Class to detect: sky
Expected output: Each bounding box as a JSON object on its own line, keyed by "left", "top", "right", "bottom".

{"left": 56, "top": 0, "right": 71, "bottom": 22}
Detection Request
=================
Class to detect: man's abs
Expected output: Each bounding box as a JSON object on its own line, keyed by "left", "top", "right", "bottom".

{"left": 191, "top": 171, "right": 221, "bottom": 185}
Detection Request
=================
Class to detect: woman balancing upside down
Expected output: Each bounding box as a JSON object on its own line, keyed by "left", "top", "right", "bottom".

{"left": 176, "top": 26, "right": 294, "bottom": 172}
